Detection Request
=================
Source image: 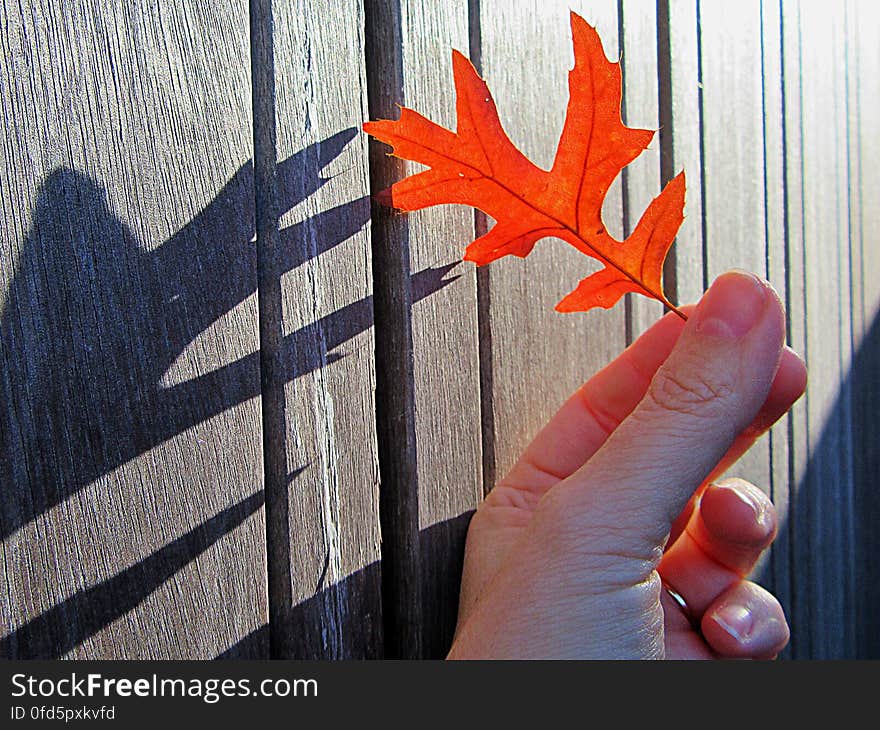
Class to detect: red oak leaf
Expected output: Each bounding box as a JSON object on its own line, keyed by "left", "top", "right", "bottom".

{"left": 364, "top": 11, "right": 686, "bottom": 318}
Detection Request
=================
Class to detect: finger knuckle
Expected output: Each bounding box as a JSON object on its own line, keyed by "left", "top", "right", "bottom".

{"left": 645, "top": 366, "right": 736, "bottom": 419}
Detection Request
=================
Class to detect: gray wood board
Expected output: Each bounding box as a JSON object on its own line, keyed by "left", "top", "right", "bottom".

{"left": 780, "top": 0, "right": 811, "bottom": 660}
{"left": 476, "top": 0, "right": 628, "bottom": 489}
{"left": 658, "top": 0, "right": 706, "bottom": 307}
{"left": 0, "top": 0, "right": 267, "bottom": 658}
{"left": 795, "top": 0, "right": 857, "bottom": 658}
{"left": 759, "top": 0, "right": 792, "bottom": 632}
{"left": 365, "top": 0, "right": 483, "bottom": 658}
{"left": 847, "top": 0, "right": 879, "bottom": 658}
{"left": 268, "top": 0, "right": 382, "bottom": 658}
{"left": 621, "top": 0, "right": 665, "bottom": 341}
{"left": 698, "top": 0, "right": 773, "bottom": 576}
{"left": 402, "top": 2, "right": 483, "bottom": 659}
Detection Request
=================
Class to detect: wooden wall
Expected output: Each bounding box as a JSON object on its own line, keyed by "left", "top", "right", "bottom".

{"left": 1, "top": 0, "right": 877, "bottom": 659}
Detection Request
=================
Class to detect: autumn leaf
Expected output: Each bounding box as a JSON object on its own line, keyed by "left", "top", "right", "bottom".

{"left": 363, "top": 11, "right": 686, "bottom": 318}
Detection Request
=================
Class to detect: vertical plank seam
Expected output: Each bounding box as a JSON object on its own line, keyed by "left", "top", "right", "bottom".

{"left": 468, "top": 0, "right": 496, "bottom": 497}
{"left": 840, "top": 0, "right": 858, "bottom": 656}
{"left": 766, "top": 0, "right": 796, "bottom": 656}
{"left": 618, "top": 0, "right": 635, "bottom": 347}
{"left": 791, "top": 0, "right": 812, "bottom": 658}
{"left": 249, "top": 0, "right": 286, "bottom": 659}
{"left": 363, "top": 0, "right": 423, "bottom": 659}
{"left": 655, "top": 0, "right": 677, "bottom": 304}
{"left": 758, "top": 0, "right": 780, "bottom": 602}
{"left": 694, "top": 0, "right": 708, "bottom": 291}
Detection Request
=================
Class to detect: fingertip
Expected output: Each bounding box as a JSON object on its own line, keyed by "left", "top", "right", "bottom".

{"left": 689, "top": 271, "right": 768, "bottom": 339}
{"left": 700, "top": 478, "right": 777, "bottom": 549}
{"left": 701, "top": 582, "right": 790, "bottom": 659}
{"left": 745, "top": 346, "right": 807, "bottom": 438}
{"left": 781, "top": 345, "right": 808, "bottom": 397}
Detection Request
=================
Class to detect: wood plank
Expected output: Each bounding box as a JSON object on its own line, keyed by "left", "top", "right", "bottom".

{"left": 797, "top": 0, "right": 857, "bottom": 658}
{"left": 620, "top": 0, "right": 664, "bottom": 341}
{"left": 269, "top": 0, "right": 382, "bottom": 658}
{"left": 0, "top": 0, "right": 266, "bottom": 658}
{"left": 697, "top": 0, "right": 772, "bottom": 576}
{"left": 848, "top": 0, "right": 880, "bottom": 658}
{"left": 403, "top": 2, "right": 483, "bottom": 659}
{"left": 780, "top": 0, "right": 810, "bottom": 659}
{"left": 759, "top": 0, "right": 792, "bottom": 635}
{"left": 476, "top": 0, "right": 627, "bottom": 488}
{"left": 658, "top": 0, "right": 705, "bottom": 307}
{"left": 364, "top": 0, "right": 420, "bottom": 659}
{"left": 365, "top": 0, "right": 483, "bottom": 658}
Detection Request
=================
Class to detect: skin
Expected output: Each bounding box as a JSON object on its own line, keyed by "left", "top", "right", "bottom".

{"left": 448, "top": 270, "right": 807, "bottom": 659}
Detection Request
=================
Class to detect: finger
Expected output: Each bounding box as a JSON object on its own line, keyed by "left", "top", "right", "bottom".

{"left": 547, "top": 271, "right": 788, "bottom": 559}
{"left": 659, "top": 478, "right": 777, "bottom": 619}
{"left": 501, "top": 307, "right": 690, "bottom": 492}
{"left": 700, "top": 581, "right": 790, "bottom": 659}
{"left": 662, "top": 587, "right": 715, "bottom": 659}
{"left": 670, "top": 344, "right": 807, "bottom": 536}
{"left": 502, "top": 297, "right": 805, "bottom": 501}
{"left": 667, "top": 349, "right": 805, "bottom": 545}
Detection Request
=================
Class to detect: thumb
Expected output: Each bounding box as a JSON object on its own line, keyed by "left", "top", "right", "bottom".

{"left": 550, "top": 271, "right": 787, "bottom": 558}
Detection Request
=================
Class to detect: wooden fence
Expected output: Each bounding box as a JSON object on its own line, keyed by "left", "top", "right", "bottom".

{"left": 1, "top": 0, "right": 877, "bottom": 659}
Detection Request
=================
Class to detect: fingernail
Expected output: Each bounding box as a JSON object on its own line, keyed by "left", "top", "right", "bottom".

{"left": 694, "top": 271, "right": 769, "bottom": 339}
{"left": 720, "top": 480, "right": 772, "bottom": 532}
{"left": 714, "top": 604, "right": 754, "bottom": 642}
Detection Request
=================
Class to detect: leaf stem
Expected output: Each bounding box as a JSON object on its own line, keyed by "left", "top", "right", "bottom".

{"left": 667, "top": 303, "right": 688, "bottom": 321}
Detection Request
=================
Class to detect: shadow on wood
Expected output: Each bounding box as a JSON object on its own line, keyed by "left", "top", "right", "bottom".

{"left": 217, "top": 510, "right": 474, "bottom": 660}
{"left": 0, "top": 129, "right": 359, "bottom": 539}
{"left": 757, "top": 309, "right": 880, "bottom": 659}
{"left": 0, "top": 129, "right": 461, "bottom": 658}
{"left": 0, "top": 505, "right": 473, "bottom": 659}
{"left": 0, "top": 490, "right": 267, "bottom": 659}
{"left": 0, "top": 128, "right": 459, "bottom": 540}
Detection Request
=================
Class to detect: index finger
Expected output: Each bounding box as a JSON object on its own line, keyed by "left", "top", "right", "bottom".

{"left": 498, "top": 305, "right": 806, "bottom": 502}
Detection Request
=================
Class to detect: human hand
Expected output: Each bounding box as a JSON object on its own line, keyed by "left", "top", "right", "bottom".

{"left": 448, "top": 271, "right": 807, "bottom": 659}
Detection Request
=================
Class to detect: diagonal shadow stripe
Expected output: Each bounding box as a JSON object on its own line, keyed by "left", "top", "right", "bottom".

{"left": 0, "top": 130, "right": 365, "bottom": 540}
{"left": 0, "top": 490, "right": 265, "bottom": 659}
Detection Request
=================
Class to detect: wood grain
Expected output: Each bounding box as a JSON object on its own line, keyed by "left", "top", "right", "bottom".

{"left": 365, "top": 0, "right": 483, "bottom": 658}
{"left": 403, "top": 2, "right": 483, "bottom": 660}
{"left": 697, "top": 0, "right": 772, "bottom": 574}
{"left": 847, "top": 0, "right": 880, "bottom": 658}
{"left": 658, "top": 0, "right": 706, "bottom": 307}
{"left": 1, "top": 0, "right": 877, "bottom": 661}
{"left": 780, "top": 0, "right": 810, "bottom": 659}
{"left": 759, "top": 0, "right": 792, "bottom": 628}
{"left": 620, "top": 0, "right": 665, "bottom": 342}
{"left": 476, "top": 0, "right": 627, "bottom": 488}
{"left": 268, "top": 0, "right": 382, "bottom": 658}
{"left": 0, "top": 0, "right": 266, "bottom": 658}
{"left": 796, "top": 0, "right": 857, "bottom": 659}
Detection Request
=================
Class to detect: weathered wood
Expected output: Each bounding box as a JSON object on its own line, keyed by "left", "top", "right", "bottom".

{"left": 780, "top": 0, "right": 810, "bottom": 659}
{"left": 268, "top": 0, "right": 382, "bottom": 658}
{"left": 796, "top": 0, "right": 857, "bottom": 659}
{"left": 620, "top": 0, "right": 664, "bottom": 342}
{"left": 698, "top": 0, "right": 773, "bottom": 577}
{"left": 0, "top": 0, "right": 876, "bottom": 662}
{"left": 365, "top": 0, "right": 482, "bottom": 658}
{"left": 0, "top": 0, "right": 266, "bottom": 658}
{"left": 759, "top": 0, "right": 792, "bottom": 636}
{"left": 404, "top": 3, "right": 483, "bottom": 659}
{"left": 364, "top": 0, "right": 420, "bottom": 660}
{"left": 657, "top": 0, "right": 705, "bottom": 307}
{"left": 476, "top": 0, "right": 627, "bottom": 488}
{"left": 848, "top": 0, "right": 880, "bottom": 659}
